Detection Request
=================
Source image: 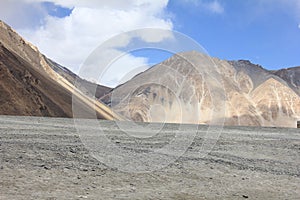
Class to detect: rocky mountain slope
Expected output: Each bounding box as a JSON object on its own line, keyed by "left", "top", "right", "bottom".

{"left": 274, "top": 66, "right": 300, "bottom": 96}
{"left": 0, "top": 20, "right": 115, "bottom": 119}
{"left": 1, "top": 20, "right": 299, "bottom": 127}
{"left": 101, "top": 52, "right": 300, "bottom": 128}
{"left": 45, "top": 58, "right": 111, "bottom": 99}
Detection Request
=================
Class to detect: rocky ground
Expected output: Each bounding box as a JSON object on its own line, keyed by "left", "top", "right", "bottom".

{"left": 0, "top": 115, "right": 299, "bottom": 199}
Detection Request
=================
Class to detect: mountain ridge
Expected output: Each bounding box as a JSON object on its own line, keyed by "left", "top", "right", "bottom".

{"left": 0, "top": 20, "right": 118, "bottom": 120}
{"left": 101, "top": 51, "right": 300, "bottom": 128}
{"left": 0, "top": 20, "right": 299, "bottom": 127}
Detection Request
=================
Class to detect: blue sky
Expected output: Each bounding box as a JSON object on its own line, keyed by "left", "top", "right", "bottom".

{"left": 133, "top": 0, "right": 300, "bottom": 70}
{"left": 167, "top": 0, "right": 300, "bottom": 69}
{"left": 42, "top": 2, "right": 73, "bottom": 18}
{"left": 0, "top": 0, "right": 299, "bottom": 86}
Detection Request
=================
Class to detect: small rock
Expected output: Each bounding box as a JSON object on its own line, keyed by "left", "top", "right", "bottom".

{"left": 39, "top": 164, "right": 51, "bottom": 170}
{"left": 70, "top": 149, "right": 76, "bottom": 153}
{"left": 242, "top": 195, "right": 248, "bottom": 198}
{"left": 44, "top": 166, "right": 51, "bottom": 170}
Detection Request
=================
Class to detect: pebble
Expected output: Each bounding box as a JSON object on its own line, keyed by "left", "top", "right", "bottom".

{"left": 70, "top": 148, "right": 76, "bottom": 153}
{"left": 44, "top": 166, "right": 51, "bottom": 170}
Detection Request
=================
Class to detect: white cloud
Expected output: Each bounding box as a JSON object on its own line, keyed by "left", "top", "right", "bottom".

{"left": 0, "top": 0, "right": 172, "bottom": 87}
{"left": 76, "top": 47, "right": 150, "bottom": 88}
{"left": 25, "top": 0, "right": 168, "bottom": 11}
{"left": 100, "top": 53, "right": 150, "bottom": 88}
{"left": 181, "top": 0, "right": 224, "bottom": 14}
{"left": 205, "top": 1, "right": 224, "bottom": 14}
{"left": 0, "top": 0, "right": 47, "bottom": 29}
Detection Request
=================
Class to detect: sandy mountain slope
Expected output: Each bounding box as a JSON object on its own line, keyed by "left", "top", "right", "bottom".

{"left": 0, "top": 20, "right": 116, "bottom": 119}
{"left": 45, "top": 58, "right": 111, "bottom": 99}
{"left": 101, "top": 51, "right": 300, "bottom": 128}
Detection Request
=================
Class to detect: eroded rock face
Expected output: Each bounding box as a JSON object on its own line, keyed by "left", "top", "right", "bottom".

{"left": 252, "top": 78, "right": 300, "bottom": 127}
{"left": 274, "top": 66, "right": 300, "bottom": 96}
{"left": 102, "top": 52, "right": 224, "bottom": 124}
{"left": 1, "top": 19, "right": 298, "bottom": 127}
{"left": 0, "top": 33, "right": 73, "bottom": 117}
{"left": 0, "top": 20, "right": 111, "bottom": 118}
{"left": 102, "top": 52, "right": 300, "bottom": 128}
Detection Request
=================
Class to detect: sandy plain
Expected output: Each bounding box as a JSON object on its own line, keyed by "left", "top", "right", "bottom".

{"left": 0, "top": 115, "right": 299, "bottom": 199}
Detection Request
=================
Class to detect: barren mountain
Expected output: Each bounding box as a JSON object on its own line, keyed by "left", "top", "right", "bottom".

{"left": 45, "top": 58, "right": 111, "bottom": 99}
{"left": 0, "top": 20, "right": 115, "bottom": 119}
{"left": 1, "top": 20, "right": 299, "bottom": 127}
{"left": 101, "top": 52, "right": 300, "bottom": 128}
{"left": 274, "top": 66, "right": 300, "bottom": 96}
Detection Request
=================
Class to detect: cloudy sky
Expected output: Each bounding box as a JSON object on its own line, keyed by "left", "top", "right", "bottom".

{"left": 0, "top": 0, "right": 300, "bottom": 87}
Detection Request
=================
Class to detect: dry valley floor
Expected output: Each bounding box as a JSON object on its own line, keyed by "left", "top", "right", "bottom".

{"left": 0, "top": 116, "right": 299, "bottom": 199}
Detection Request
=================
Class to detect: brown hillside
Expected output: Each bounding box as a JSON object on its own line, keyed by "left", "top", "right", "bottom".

{"left": 0, "top": 20, "right": 115, "bottom": 119}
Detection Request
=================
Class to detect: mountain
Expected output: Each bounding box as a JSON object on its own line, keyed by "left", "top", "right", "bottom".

{"left": 101, "top": 51, "right": 300, "bottom": 128}
{"left": 273, "top": 66, "right": 300, "bottom": 96}
{"left": 1, "top": 20, "right": 299, "bottom": 127}
{"left": 45, "top": 58, "right": 112, "bottom": 99}
{"left": 0, "top": 20, "right": 116, "bottom": 119}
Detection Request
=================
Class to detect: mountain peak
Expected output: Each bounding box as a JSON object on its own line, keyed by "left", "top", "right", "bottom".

{"left": 0, "top": 20, "right": 8, "bottom": 29}
{"left": 0, "top": 20, "right": 299, "bottom": 127}
{"left": 0, "top": 20, "right": 39, "bottom": 54}
{"left": 230, "top": 59, "right": 263, "bottom": 68}
{"left": 102, "top": 50, "right": 300, "bottom": 127}
{"left": 175, "top": 50, "right": 209, "bottom": 58}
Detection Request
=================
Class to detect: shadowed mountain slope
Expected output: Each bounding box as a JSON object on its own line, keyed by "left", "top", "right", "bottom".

{"left": 1, "top": 20, "right": 299, "bottom": 127}
{"left": 0, "top": 20, "right": 115, "bottom": 119}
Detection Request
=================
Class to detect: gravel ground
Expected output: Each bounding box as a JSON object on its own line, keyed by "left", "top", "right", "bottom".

{"left": 0, "top": 115, "right": 299, "bottom": 199}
